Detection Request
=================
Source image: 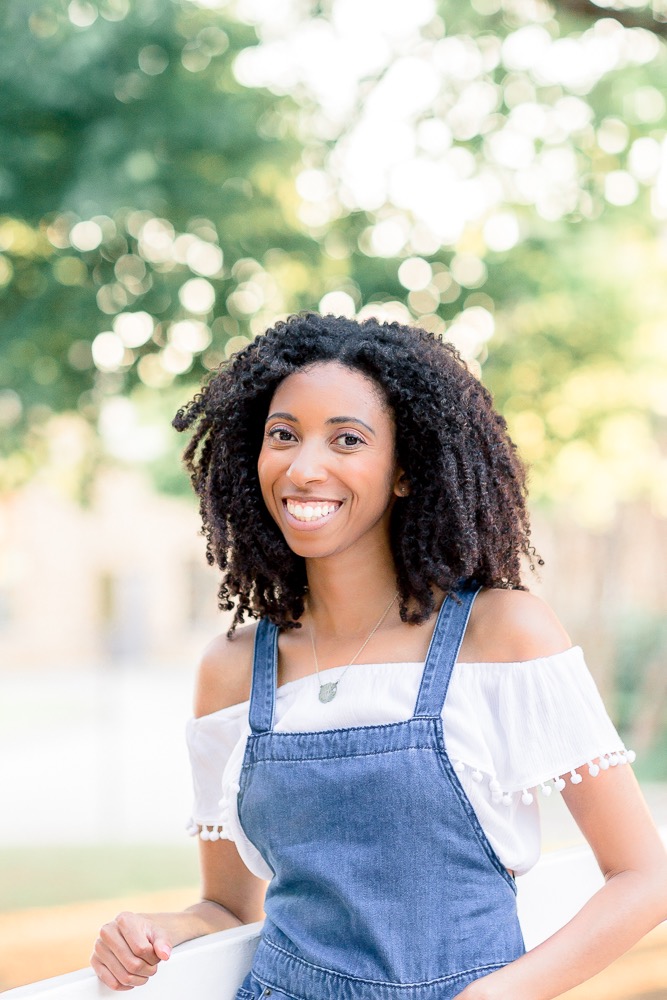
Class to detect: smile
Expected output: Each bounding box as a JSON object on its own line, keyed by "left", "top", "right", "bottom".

{"left": 283, "top": 499, "right": 342, "bottom": 524}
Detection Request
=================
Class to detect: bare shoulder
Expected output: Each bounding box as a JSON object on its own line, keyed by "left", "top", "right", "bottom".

{"left": 462, "top": 587, "right": 572, "bottom": 663}
{"left": 193, "top": 620, "right": 259, "bottom": 718}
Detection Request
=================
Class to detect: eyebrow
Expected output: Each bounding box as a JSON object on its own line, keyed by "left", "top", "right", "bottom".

{"left": 265, "top": 412, "right": 376, "bottom": 435}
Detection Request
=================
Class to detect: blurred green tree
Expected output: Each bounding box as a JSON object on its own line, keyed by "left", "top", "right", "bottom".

{"left": 1, "top": 0, "right": 667, "bottom": 525}
{"left": 0, "top": 0, "right": 327, "bottom": 476}
{"left": 255, "top": 0, "right": 667, "bottom": 520}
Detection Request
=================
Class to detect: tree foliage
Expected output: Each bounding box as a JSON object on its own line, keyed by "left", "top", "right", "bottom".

{"left": 0, "top": 0, "right": 322, "bottom": 432}
{"left": 1, "top": 0, "right": 667, "bottom": 525}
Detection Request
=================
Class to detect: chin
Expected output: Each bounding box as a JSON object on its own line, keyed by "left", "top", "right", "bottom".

{"left": 284, "top": 540, "right": 332, "bottom": 559}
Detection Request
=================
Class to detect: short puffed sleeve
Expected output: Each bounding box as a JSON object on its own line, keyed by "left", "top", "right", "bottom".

{"left": 184, "top": 703, "right": 247, "bottom": 842}
{"left": 444, "top": 645, "right": 635, "bottom": 804}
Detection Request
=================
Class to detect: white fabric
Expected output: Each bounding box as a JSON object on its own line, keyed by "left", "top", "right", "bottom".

{"left": 186, "top": 646, "right": 630, "bottom": 879}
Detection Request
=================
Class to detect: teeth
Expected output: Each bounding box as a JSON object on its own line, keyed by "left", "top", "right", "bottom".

{"left": 286, "top": 500, "right": 340, "bottom": 522}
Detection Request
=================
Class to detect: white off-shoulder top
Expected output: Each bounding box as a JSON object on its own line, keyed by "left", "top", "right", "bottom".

{"left": 185, "top": 646, "right": 634, "bottom": 878}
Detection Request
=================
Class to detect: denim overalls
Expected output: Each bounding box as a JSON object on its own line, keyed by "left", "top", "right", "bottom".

{"left": 235, "top": 586, "right": 525, "bottom": 1000}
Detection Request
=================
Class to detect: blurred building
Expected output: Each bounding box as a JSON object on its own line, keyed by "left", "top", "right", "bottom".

{"left": 1, "top": 466, "right": 666, "bottom": 706}
{"left": 0, "top": 469, "right": 224, "bottom": 670}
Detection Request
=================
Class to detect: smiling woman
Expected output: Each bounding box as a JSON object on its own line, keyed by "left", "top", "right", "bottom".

{"left": 90, "top": 312, "right": 667, "bottom": 1000}
{"left": 168, "top": 312, "right": 533, "bottom": 634}
{"left": 259, "top": 363, "right": 403, "bottom": 554}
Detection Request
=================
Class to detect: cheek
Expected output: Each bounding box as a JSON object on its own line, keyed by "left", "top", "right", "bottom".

{"left": 256, "top": 450, "right": 271, "bottom": 491}
{"left": 257, "top": 450, "right": 282, "bottom": 508}
{"left": 353, "top": 468, "right": 396, "bottom": 516}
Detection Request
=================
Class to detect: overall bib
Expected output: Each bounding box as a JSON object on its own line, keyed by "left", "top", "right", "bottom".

{"left": 235, "top": 586, "right": 525, "bottom": 1000}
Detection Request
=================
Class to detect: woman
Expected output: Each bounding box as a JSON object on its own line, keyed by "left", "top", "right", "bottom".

{"left": 92, "top": 313, "right": 667, "bottom": 999}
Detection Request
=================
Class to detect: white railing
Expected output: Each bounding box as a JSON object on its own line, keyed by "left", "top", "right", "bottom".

{"left": 1, "top": 922, "right": 264, "bottom": 1000}
{"left": 5, "top": 833, "right": 666, "bottom": 1000}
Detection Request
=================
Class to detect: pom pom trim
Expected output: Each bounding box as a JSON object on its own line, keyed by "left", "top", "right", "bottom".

{"left": 449, "top": 748, "right": 636, "bottom": 806}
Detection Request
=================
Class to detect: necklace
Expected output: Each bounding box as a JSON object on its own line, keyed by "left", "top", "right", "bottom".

{"left": 307, "top": 591, "right": 399, "bottom": 703}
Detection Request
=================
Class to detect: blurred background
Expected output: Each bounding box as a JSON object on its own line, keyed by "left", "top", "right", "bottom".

{"left": 1, "top": 0, "right": 666, "bottom": 995}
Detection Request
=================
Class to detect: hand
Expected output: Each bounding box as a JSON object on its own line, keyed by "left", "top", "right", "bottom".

{"left": 91, "top": 911, "right": 173, "bottom": 991}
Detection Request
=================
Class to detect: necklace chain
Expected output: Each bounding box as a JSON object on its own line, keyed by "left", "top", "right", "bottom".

{"left": 307, "top": 591, "right": 399, "bottom": 703}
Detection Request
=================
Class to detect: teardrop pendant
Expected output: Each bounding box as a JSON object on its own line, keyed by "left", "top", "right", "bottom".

{"left": 318, "top": 681, "right": 338, "bottom": 703}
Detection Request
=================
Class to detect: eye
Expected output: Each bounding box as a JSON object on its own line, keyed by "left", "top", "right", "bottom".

{"left": 267, "top": 426, "right": 297, "bottom": 443}
{"left": 334, "top": 432, "right": 365, "bottom": 448}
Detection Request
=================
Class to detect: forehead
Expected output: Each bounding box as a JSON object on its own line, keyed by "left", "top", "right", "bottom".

{"left": 269, "top": 361, "right": 389, "bottom": 414}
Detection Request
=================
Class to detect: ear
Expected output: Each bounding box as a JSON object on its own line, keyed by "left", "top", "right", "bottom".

{"left": 393, "top": 471, "right": 410, "bottom": 498}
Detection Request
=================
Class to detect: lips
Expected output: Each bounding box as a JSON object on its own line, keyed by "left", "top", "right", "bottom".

{"left": 282, "top": 497, "right": 343, "bottom": 529}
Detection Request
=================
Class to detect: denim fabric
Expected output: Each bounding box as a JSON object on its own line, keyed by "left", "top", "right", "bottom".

{"left": 235, "top": 586, "right": 525, "bottom": 1000}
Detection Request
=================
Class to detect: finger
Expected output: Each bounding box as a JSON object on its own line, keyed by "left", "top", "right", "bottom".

{"left": 112, "top": 914, "right": 162, "bottom": 971}
{"left": 93, "top": 940, "right": 155, "bottom": 989}
{"left": 97, "top": 925, "right": 157, "bottom": 979}
{"left": 90, "top": 949, "right": 139, "bottom": 992}
{"left": 153, "top": 940, "right": 172, "bottom": 962}
{"left": 147, "top": 929, "right": 172, "bottom": 963}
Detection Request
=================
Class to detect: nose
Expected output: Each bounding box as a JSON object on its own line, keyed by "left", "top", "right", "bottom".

{"left": 286, "top": 441, "right": 327, "bottom": 486}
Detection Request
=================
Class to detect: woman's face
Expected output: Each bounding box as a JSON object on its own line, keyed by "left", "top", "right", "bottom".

{"left": 257, "top": 361, "right": 405, "bottom": 560}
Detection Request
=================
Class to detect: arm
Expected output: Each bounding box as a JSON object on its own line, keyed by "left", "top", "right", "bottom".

{"left": 457, "top": 764, "right": 667, "bottom": 1000}
{"left": 91, "top": 627, "right": 268, "bottom": 991}
{"left": 91, "top": 841, "right": 268, "bottom": 992}
{"left": 456, "top": 590, "right": 667, "bottom": 1000}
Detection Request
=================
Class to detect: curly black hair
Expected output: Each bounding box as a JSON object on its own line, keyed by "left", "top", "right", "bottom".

{"left": 173, "top": 312, "right": 539, "bottom": 634}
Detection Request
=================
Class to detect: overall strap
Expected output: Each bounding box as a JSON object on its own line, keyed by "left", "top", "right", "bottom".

{"left": 412, "top": 585, "right": 481, "bottom": 719}
{"left": 248, "top": 617, "right": 279, "bottom": 734}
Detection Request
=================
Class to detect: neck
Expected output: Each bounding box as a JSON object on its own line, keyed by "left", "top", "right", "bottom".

{"left": 303, "top": 537, "right": 400, "bottom": 640}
